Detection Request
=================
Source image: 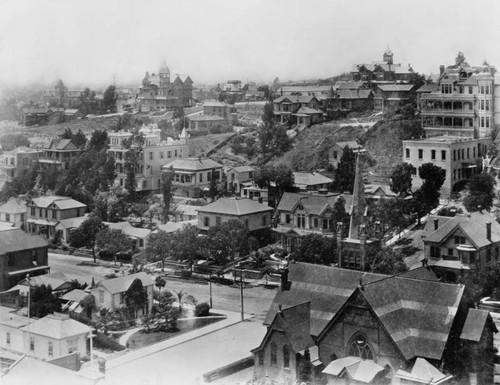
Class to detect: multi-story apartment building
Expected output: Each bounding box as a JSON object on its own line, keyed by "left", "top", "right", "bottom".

{"left": 402, "top": 135, "right": 489, "bottom": 197}
{"left": 420, "top": 64, "right": 497, "bottom": 138}
{"left": 0, "top": 147, "right": 42, "bottom": 181}
{"left": 162, "top": 157, "right": 223, "bottom": 198}
{"left": 107, "top": 124, "right": 189, "bottom": 192}
{"left": 26, "top": 196, "right": 86, "bottom": 240}
{"left": 38, "top": 139, "right": 83, "bottom": 181}
{"left": 137, "top": 61, "right": 193, "bottom": 112}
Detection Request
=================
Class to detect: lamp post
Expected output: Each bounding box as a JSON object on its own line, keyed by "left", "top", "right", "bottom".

{"left": 239, "top": 267, "right": 244, "bottom": 321}
{"left": 209, "top": 274, "right": 213, "bottom": 309}
{"left": 26, "top": 274, "right": 31, "bottom": 355}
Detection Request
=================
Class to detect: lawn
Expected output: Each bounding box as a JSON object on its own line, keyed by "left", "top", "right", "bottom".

{"left": 126, "top": 315, "right": 225, "bottom": 350}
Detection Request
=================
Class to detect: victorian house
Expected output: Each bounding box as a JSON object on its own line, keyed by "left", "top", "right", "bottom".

{"left": 38, "top": 138, "right": 83, "bottom": 182}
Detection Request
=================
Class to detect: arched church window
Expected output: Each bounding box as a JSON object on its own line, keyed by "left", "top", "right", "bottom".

{"left": 283, "top": 345, "right": 290, "bottom": 368}
{"left": 270, "top": 342, "right": 277, "bottom": 365}
{"left": 348, "top": 334, "right": 373, "bottom": 360}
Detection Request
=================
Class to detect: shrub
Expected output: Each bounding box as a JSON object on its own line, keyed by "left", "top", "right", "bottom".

{"left": 195, "top": 302, "right": 210, "bottom": 317}
{"left": 93, "top": 332, "right": 125, "bottom": 352}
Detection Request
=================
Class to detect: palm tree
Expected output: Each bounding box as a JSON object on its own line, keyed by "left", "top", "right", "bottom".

{"left": 173, "top": 290, "right": 197, "bottom": 316}
{"left": 155, "top": 276, "right": 166, "bottom": 293}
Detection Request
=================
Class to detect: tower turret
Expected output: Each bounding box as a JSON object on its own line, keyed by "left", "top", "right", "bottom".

{"left": 383, "top": 45, "right": 393, "bottom": 65}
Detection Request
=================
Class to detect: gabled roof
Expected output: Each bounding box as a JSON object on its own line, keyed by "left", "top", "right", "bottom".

{"left": 336, "top": 89, "right": 373, "bottom": 99}
{"left": 20, "top": 313, "right": 90, "bottom": 339}
{"left": 29, "top": 195, "right": 86, "bottom": 210}
{"left": 460, "top": 308, "right": 497, "bottom": 342}
{"left": 254, "top": 302, "right": 315, "bottom": 353}
{"left": 358, "top": 275, "right": 464, "bottom": 361}
{"left": 398, "top": 266, "right": 439, "bottom": 282}
{"left": 273, "top": 95, "right": 318, "bottom": 104}
{"left": 263, "top": 263, "right": 387, "bottom": 336}
{"left": 323, "top": 357, "right": 385, "bottom": 383}
{"left": 295, "top": 106, "right": 322, "bottom": 115}
{"left": 377, "top": 84, "right": 415, "bottom": 92}
{"left": 416, "top": 83, "right": 438, "bottom": 93}
{"left": 96, "top": 272, "right": 154, "bottom": 294}
{"left": 163, "top": 157, "right": 223, "bottom": 171}
{"left": 229, "top": 165, "right": 255, "bottom": 173}
{"left": 335, "top": 81, "right": 365, "bottom": 90}
{"left": 19, "top": 272, "right": 73, "bottom": 291}
{"left": 424, "top": 212, "right": 500, "bottom": 249}
{"left": 332, "top": 140, "right": 362, "bottom": 150}
{"left": 0, "top": 228, "right": 48, "bottom": 253}
{"left": 44, "top": 138, "right": 80, "bottom": 151}
{"left": 57, "top": 215, "right": 87, "bottom": 229}
{"left": 123, "top": 226, "right": 151, "bottom": 239}
{"left": 196, "top": 197, "right": 272, "bottom": 216}
{"left": 62, "top": 289, "right": 89, "bottom": 302}
{"left": 293, "top": 172, "right": 333, "bottom": 187}
{"left": 277, "top": 192, "right": 353, "bottom": 216}
{"left": 0, "top": 198, "right": 27, "bottom": 214}
{"left": 203, "top": 101, "right": 230, "bottom": 107}
{"left": 396, "top": 357, "right": 453, "bottom": 385}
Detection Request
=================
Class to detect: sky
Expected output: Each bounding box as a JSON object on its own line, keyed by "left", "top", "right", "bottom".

{"left": 1, "top": 0, "right": 500, "bottom": 90}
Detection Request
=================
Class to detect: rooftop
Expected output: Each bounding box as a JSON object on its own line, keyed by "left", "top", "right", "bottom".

{"left": 196, "top": 197, "right": 273, "bottom": 216}
{"left": 97, "top": 272, "right": 154, "bottom": 294}
{"left": 293, "top": 172, "right": 333, "bottom": 188}
{"left": 29, "top": 196, "right": 86, "bottom": 210}
{"left": 0, "top": 228, "right": 48, "bottom": 253}
{"left": 0, "top": 198, "right": 27, "bottom": 214}
{"left": 20, "top": 313, "right": 90, "bottom": 339}
{"left": 163, "top": 157, "right": 223, "bottom": 171}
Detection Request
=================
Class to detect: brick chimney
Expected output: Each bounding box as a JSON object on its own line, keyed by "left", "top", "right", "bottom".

{"left": 434, "top": 219, "right": 439, "bottom": 231}
{"left": 487, "top": 222, "right": 492, "bottom": 241}
{"left": 280, "top": 268, "right": 290, "bottom": 291}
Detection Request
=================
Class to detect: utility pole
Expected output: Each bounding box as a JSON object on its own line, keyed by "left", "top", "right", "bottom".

{"left": 209, "top": 275, "right": 213, "bottom": 309}
{"left": 239, "top": 268, "right": 244, "bottom": 321}
{"left": 26, "top": 274, "right": 31, "bottom": 355}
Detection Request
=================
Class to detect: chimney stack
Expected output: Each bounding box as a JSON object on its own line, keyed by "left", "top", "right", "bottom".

{"left": 280, "top": 268, "right": 290, "bottom": 291}
{"left": 487, "top": 222, "right": 492, "bottom": 241}
{"left": 439, "top": 65, "right": 445, "bottom": 75}
{"left": 434, "top": 219, "right": 439, "bottom": 231}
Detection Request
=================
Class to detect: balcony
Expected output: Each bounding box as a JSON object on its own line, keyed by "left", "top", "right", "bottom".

{"left": 421, "top": 93, "right": 476, "bottom": 101}
{"left": 421, "top": 109, "right": 474, "bottom": 118}
{"left": 274, "top": 224, "right": 334, "bottom": 236}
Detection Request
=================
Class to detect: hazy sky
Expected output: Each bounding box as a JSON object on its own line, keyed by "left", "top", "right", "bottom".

{"left": 1, "top": 0, "right": 500, "bottom": 89}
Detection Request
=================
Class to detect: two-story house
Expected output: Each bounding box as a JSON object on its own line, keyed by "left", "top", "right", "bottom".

{"left": 90, "top": 272, "right": 154, "bottom": 315}
{"left": 0, "top": 309, "right": 90, "bottom": 361}
{"left": 0, "top": 228, "right": 49, "bottom": 291}
{"left": 240, "top": 182, "right": 269, "bottom": 204}
{"left": 196, "top": 197, "right": 273, "bottom": 233}
{"left": 373, "top": 83, "right": 416, "bottom": 111}
{"left": 186, "top": 101, "right": 237, "bottom": 132}
{"left": 107, "top": 124, "right": 189, "bottom": 192}
{"left": 226, "top": 166, "right": 254, "bottom": 194}
{"left": 273, "top": 192, "right": 353, "bottom": 251}
{"left": 422, "top": 211, "right": 500, "bottom": 282}
{"left": 26, "top": 196, "right": 86, "bottom": 240}
{"left": 0, "top": 198, "right": 27, "bottom": 228}
{"left": 0, "top": 147, "right": 42, "bottom": 182}
{"left": 38, "top": 139, "right": 83, "bottom": 181}
{"left": 273, "top": 95, "right": 321, "bottom": 125}
{"left": 420, "top": 63, "right": 496, "bottom": 138}
{"left": 162, "top": 157, "right": 224, "bottom": 198}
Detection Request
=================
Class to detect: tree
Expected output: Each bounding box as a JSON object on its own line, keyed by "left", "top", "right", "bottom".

{"left": 370, "top": 247, "right": 408, "bottom": 275}
{"left": 204, "top": 220, "right": 250, "bottom": 265}
{"left": 124, "top": 278, "right": 148, "bottom": 319}
{"left": 168, "top": 224, "right": 201, "bottom": 268}
{"left": 258, "top": 102, "right": 292, "bottom": 156}
{"left": 89, "top": 130, "right": 108, "bottom": 151}
{"left": 333, "top": 146, "right": 356, "bottom": 193}
{"left": 146, "top": 290, "right": 180, "bottom": 332}
{"left": 69, "top": 214, "right": 104, "bottom": 262}
{"left": 390, "top": 163, "right": 415, "bottom": 197}
{"left": 72, "top": 129, "right": 87, "bottom": 148}
{"left": 0, "top": 133, "right": 30, "bottom": 151}
{"left": 155, "top": 276, "right": 166, "bottom": 293}
{"left": 29, "top": 284, "right": 61, "bottom": 318}
{"left": 173, "top": 290, "right": 197, "bottom": 316}
{"left": 146, "top": 230, "right": 171, "bottom": 270}
{"left": 254, "top": 164, "right": 294, "bottom": 206}
{"left": 463, "top": 173, "right": 496, "bottom": 212}
{"left": 290, "top": 234, "right": 336, "bottom": 265}
{"left": 412, "top": 163, "right": 446, "bottom": 221}
{"left": 103, "top": 85, "right": 118, "bottom": 113}
{"left": 208, "top": 168, "right": 218, "bottom": 201}
{"left": 370, "top": 198, "right": 413, "bottom": 241}
{"left": 96, "top": 308, "right": 115, "bottom": 335}
{"left": 80, "top": 294, "right": 97, "bottom": 319}
{"left": 96, "top": 228, "right": 133, "bottom": 259}
{"left": 333, "top": 196, "right": 350, "bottom": 237}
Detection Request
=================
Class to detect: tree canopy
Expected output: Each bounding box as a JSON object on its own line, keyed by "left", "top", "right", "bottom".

{"left": 125, "top": 278, "right": 148, "bottom": 318}
{"left": 205, "top": 220, "right": 250, "bottom": 265}
{"left": 69, "top": 214, "right": 104, "bottom": 262}
{"left": 333, "top": 146, "right": 356, "bottom": 193}
{"left": 254, "top": 164, "right": 294, "bottom": 206}
{"left": 390, "top": 163, "right": 415, "bottom": 197}
{"left": 29, "top": 284, "right": 61, "bottom": 318}
{"left": 0, "top": 133, "right": 30, "bottom": 151}
{"left": 412, "top": 163, "right": 446, "bottom": 220}
{"left": 103, "top": 85, "right": 118, "bottom": 113}
{"left": 290, "top": 234, "right": 336, "bottom": 265}
{"left": 463, "top": 173, "right": 496, "bottom": 212}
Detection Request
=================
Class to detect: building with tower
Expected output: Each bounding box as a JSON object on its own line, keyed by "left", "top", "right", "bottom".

{"left": 137, "top": 61, "right": 194, "bottom": 112}
{"left": 350, "top": 46, "right": 413, "bottom": 83}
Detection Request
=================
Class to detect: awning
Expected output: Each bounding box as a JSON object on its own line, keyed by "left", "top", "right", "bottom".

{"left": 6, "top": 265, "right": 50, "bottom": 276}
{"left": 27, "top": 218, "right": 56, "bottom": 226}
{"left": 172, "top": 170, "right": 195, "bottom": 175}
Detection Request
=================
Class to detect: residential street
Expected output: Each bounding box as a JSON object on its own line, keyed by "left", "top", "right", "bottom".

{"left": 49, "top": 253, "right": 277, "bottom": 320}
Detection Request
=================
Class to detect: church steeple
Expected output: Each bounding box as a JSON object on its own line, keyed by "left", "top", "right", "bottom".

{"left": 348, "top": 149, "right": 367, "bottom": 240}
{"left": 383, "top": 45, "right": 393, "bottom": 65}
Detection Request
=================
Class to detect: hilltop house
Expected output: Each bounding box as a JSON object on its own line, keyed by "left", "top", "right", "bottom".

{"left": 90, "top": 272, "right": 154, "bottom": 315}
{"left": 273, "top": 95, "right": 321, "bottom": 125}
{"left": 162, "top": 157, "right": 224, "bottom": 198}
{"left": 196, "top": 197, "right": 273, "bottom": 232}
{"left": 0, "top": 147, "right": 42, "bottom": 182}
{"left": 26, "top": 196, "right": 86, "bottom": 241}
{"left": 350, "top": 47, "right": 413, "bottom": 83}
{"left": 0, "top": 228, "right": 49, "bottom": 291}
{"left": 374, "top": 83, "right": 416, "bottom": 111}
{"left": 422, "top": 211, "right": 500, "bottom": 282}
{"left": 292, "top": 172, "right": 333, "bottom": 192}
{"left": 252, "top": 262, "right": 497, "bottom": 385}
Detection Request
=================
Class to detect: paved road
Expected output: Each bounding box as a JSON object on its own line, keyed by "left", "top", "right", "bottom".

{"left": 49, "top": 253, "right": 277, "bottom": 320}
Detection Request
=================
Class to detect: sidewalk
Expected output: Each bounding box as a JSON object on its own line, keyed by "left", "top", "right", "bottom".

{"left": 105, "top": 309, "right": 246, "bottom": 370}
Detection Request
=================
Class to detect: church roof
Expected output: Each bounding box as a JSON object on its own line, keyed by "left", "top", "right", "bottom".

{"left": 159, "top": 60, "right": 170, "bottom": 74}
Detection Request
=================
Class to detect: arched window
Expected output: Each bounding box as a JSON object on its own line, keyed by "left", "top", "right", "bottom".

{"left": 348, "top": 334, "right": 373, "bottom": 360}
{"left": 270, "top": 342, "right": 277, "bottom": 365}
{"left": 283, "top": 345, "right": 290, "bottom": 368}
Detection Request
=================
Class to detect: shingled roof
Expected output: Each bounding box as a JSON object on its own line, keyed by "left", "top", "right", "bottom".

{"left": 97, "top": 272, "right": 154, "bottom": 294}
{"left": 196, "top": 197, "right": 272, "bottom": 216}
{"left": 460, "top": 308, "right": 497, "bottom": 342}
{"left": 277, "top": 192, "right": 353, "bottom": 216}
